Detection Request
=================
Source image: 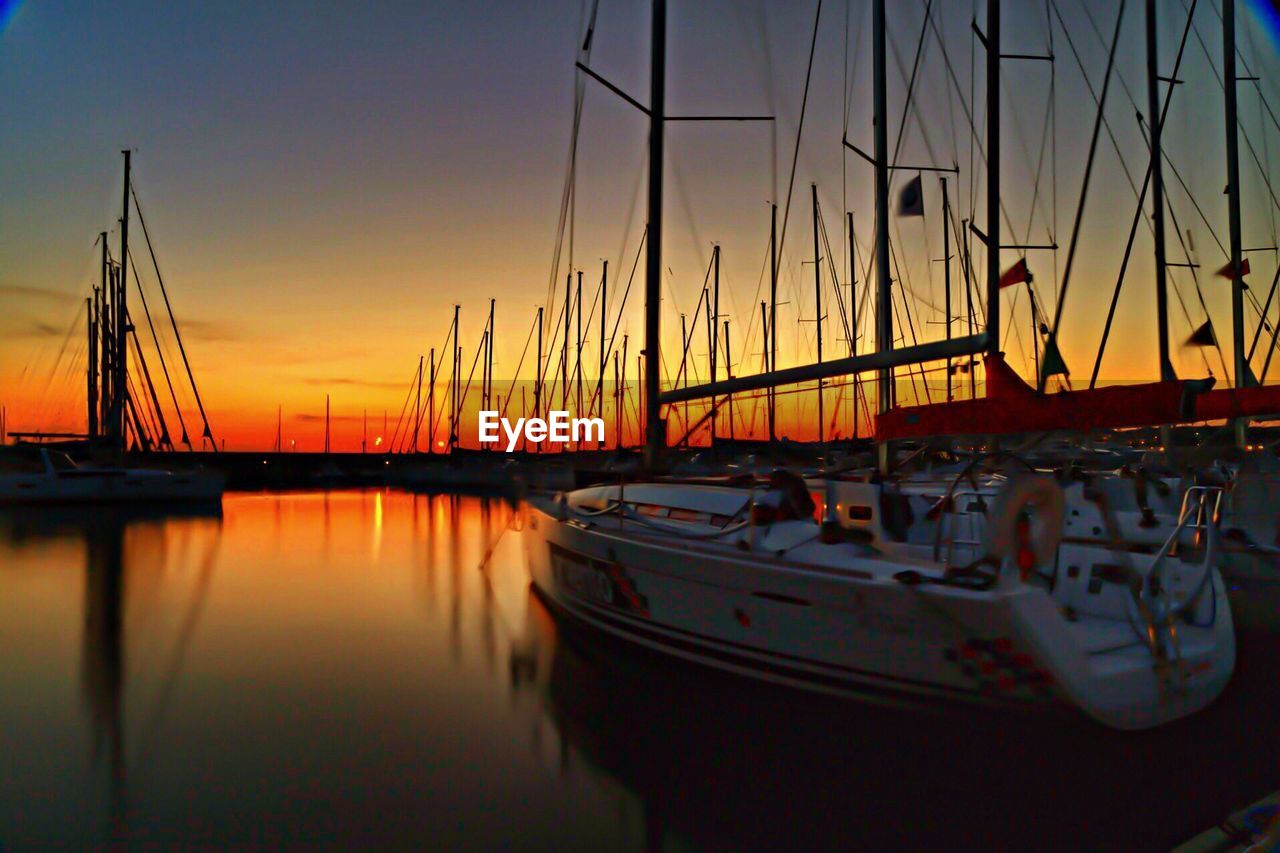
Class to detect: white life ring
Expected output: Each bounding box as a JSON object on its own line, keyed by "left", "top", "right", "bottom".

{"left": 985, "top": 475, "right": 1065, "bottom": 579}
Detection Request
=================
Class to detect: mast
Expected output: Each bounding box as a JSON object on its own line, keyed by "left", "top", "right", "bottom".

{"left": 985, "top": 0, "right": 1001, "bottom": 363}
{"left": 598, "top": 260, "right": 607, "bottom": 426}
{"left": 643, "top": 0, "right": 666, "bottom": 468}
{"left": 535, "top": 306, "right": 543, "bottom": 452}
{"left": 86, "top": 297, "right": 96, "bottom": 437}
{"left": 325, "top": 394, "right": 331, "bottom": 454}
{"left": 114, "top": 151, "right": 131, "bottom": 455}
{"left": 451, "top": 305, "right": 460, "bottom": 452}
{"left": 941, "top": 180, "right": 953, "bottom": 402}
{"left": 576, "top": 271, "right": 583, "bottom": 418}
{"left": 848, "top": 210, "right": 858, "bottom": 436}
{"left": 414, "top": 354, "right": 423, "bottom": 453}
{"left": 563, "top": 272, "right": 571, "bottom": 411}
{"left": 724, "top": 319, "right": 734, "bottom": 441}
{"left": 614, "top": 351, "right": 621, "bottom": 448}
{"left": 99, "top": 234, "right": 109, "bottom": 432}
{"left": 711, "top": 244, "right": 720, "bottom": 444}
{"left": 760, "top": 301, "right": 769, "bottom": 438}
{"left": 428, "top": 348, "right": 435, "bottom": 455}
{"left": 1147, "top": 0, "right": 1175, "bottom": 382}
{"left": 622, "top": 334, "right": 629, "bottom": 446}
{"left": 811, "top": 183, "right": 824, "bottom": 443}
{"left": 873, "top": 0, "right": 893, "bottom": 421}
{"left": 769, "top": 203, "right": 778, "bottom": 442}
{"left": 680, "top": 312, "right": 689, "bottom": 444}
{"left": 487, "top": 298, "right": 495, "bottom": 414}
{"left": 1224, "top": 0, "right": 1250, "bottom": 394}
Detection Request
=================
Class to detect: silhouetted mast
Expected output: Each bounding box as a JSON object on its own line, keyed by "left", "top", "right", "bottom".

{"left": 113, "top": 151, "right": 131, "bottom": 455}
{"left": 1223, "top": 0, "right": 1251, "bottom": 394}
{"left": 811, "top": 184, "right": 824, "bottom": 443}
{"left": 1147, "top": 0, "right": 1175, "bottom": 382}
{"left": 873, "top": 0, "right": 892, "bottom": 420}
{"left": 769, "top": 203, "right": 778, "bottom": 441}
{"left": 642, "top": 0, "right": 666, "bottom": 468}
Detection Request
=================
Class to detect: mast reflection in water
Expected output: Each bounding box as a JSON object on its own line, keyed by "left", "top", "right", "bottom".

{"left": 0, "top": 490, "right": 1276, "bottom": 849}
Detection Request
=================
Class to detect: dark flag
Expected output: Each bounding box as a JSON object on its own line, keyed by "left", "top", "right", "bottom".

{"left": 897, "top": 175, "right": 924, "bottom": 216}
{"left": 999, "top": 258, "right": 1032, "bottom": 289}
{"left": 1216, "top": 258, "right": 1251, "bottom": 279}
{"left": 1185, "top": 320, "right": 1217, "bottom": 347}
{"left": 1040, "top": 335, "right": 1069, "bottom": 380}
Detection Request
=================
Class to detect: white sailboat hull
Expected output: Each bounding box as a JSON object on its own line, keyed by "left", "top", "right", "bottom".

{"left": 523, "top": 486, "right": 1234, "bottom": 730}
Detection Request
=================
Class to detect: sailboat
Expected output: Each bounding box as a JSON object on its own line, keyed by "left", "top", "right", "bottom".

{"left": 523, "top": 0, "right": 1236, "bottom": 730}
{"left": 4, "top": 151, "right": 225, "bottom": 506}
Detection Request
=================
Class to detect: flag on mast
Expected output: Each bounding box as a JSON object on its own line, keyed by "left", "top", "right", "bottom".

{"left": 897, "top": 175, "right": 924, "bottom": 217}
{"left": 999, "top": 258, "right": 1032, "bottom": 289}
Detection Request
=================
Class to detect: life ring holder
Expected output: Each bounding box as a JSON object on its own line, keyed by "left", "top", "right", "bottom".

{"left": 984, "top": 474, "right": 1066, "bottom": 582}
{"left": 930, "top": 449, "right": 1038, "bottom": 565}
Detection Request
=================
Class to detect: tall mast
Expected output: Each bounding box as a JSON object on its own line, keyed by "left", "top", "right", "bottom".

{"left": 873, "top": 0, "right": 893, "bottom": 420}
{"left": 642, "top": 0, "right": 666, "bottom": 469}
{"left": 680, "top": 313, "right": 689, "bottom": 444}
{"left": 1224, "top": 0, "right": 1250, "bottom": 393}
{"left": 575, "top": 271, "right": 583, "bottom": 417}
{"left": 451, "top": 305, "right": 460, "bottom": 451}
{"left": 598, "top": 260, "right": 607, "bottom": 425}
{"left": 811, "top": 184, "right": 824, "bottom": 443}
{"left": 769, "top": 203, "right": 778, "bottom": 442}
{"left": 848, "top": 210, "right": 858, "bottom": 438}
{"left": 711, "top": 244, "right": 720, "bottom": 443}
{"left": 86, "top": 297, "right": 96, "bottom": 438}
{"left": 563, "top": 272, "right": 571, "bottom": 411}
{"left": 428, "top": 348, "right": 435, "bottom": 455}
{"left": 487, "top": 298, "right": 495, "bottom": 413}
{"left": 942, "top": 179, "right": 953, "bottom": 402}
{"left": 760, "top": 301, "right": 769, "bottom": 438}
{"left": 985, "top": 1, "right": 1001, "bottom": 365}
{"left": 1147, "top": 0, "right": 1174, "bottom": 381}
{"left": 535, "top": 306, "right": 543, "bottom": 440}
{"left": 114, "top": 151, "right": 131, "bottom": 454}
{"left": 723, "top": 319, "right": 734, "bottom": 440}
{"left": 99, "top": 234, "right": 109, "bottom": 432}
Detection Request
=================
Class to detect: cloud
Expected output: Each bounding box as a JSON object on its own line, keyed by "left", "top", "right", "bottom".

{"left": 0, "top": 284, "right": 79, "bottom": 304}
{"left": 174, "top": 318, "right": 244, "bottom": 342}
{"left": 294, "top": 412, "right": 366, "bottom": 423}
{"left": 301, "top": 376, "right": 408, "bottom": 390}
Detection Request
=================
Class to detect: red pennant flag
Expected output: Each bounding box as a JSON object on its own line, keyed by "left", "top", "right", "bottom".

{"left": 1216, "top": 257, "right": 1251, "bottom": 279}
{"left": 999, "top": 258, "right": 1032, "bottom": 289}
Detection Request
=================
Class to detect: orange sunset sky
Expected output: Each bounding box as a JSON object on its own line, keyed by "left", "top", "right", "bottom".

{"left": 5, "top": 0, "right": 1280, "bottom": 450}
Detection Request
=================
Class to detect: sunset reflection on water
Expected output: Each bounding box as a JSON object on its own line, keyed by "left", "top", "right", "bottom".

{"left": 2, "top": 489, "right": 1278, "bottom": 849}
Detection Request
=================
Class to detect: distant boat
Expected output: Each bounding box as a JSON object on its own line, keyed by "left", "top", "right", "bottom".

{"left": 0, "top": 446, "right": 223, "bottom": 505}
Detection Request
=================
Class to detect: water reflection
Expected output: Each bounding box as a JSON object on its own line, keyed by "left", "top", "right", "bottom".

{"left": 0, "top": 490, "right": 1275, "bottom": 849}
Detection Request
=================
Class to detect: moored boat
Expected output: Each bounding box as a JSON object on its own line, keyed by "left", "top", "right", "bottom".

{"left": 524, "top": 472, "right": 1234, "bottom": 730}
{"left": 0, "top": 446, "right": 224, "bottom": 505}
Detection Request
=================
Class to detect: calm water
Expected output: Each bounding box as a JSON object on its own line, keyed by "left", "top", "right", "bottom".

{"left": 1, "top": 490, "right": 1277, "bottom": 850}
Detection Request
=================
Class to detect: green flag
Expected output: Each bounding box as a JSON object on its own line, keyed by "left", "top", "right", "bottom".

{"left": 1040, "top": 335, "right": 1069, "bottom": 383}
